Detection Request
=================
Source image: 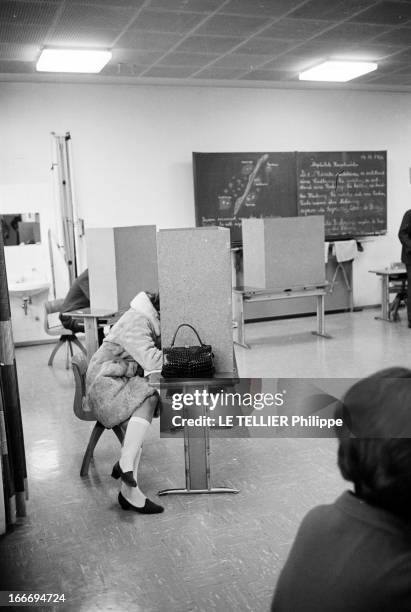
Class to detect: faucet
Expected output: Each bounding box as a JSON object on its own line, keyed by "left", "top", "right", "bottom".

{"left": 21, "top": 296, "right": 32, "bottom": 315}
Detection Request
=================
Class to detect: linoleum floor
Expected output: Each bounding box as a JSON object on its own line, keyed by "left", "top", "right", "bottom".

{"left": 1, "top": 309, "right": 409, "bottom": 612}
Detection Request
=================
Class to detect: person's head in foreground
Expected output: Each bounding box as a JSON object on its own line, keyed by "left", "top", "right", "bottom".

{"left": 271, "top": 367, "right": 411, "bottom": 612}
{"left": 337, "top": 366, "right": 411, "bottom": 521}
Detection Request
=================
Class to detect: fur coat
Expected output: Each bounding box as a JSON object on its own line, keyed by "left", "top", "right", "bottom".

{"left": 86, "top": 292, "right": 162, "bottom": 428}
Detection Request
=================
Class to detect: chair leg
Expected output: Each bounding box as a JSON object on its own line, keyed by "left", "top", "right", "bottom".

{"left": 80, "top": 422, "right": 105, "bottom": 477}
{"left": 390, "top": 293, "right": 404, "bottom": 322}
{"left": 71, "top": 335, "right": 87, "bottom": 356}
{"left": 48, "top": 338, "right": 65, "bottom": 366}
{"left": 66, "top": 339, "right": 73, "bottom": 370}
{"left": 392, "top": 296, "right": 401, "bottom": 321}
{"left": 112, "top": 425, "right": 125, "bottom": 445}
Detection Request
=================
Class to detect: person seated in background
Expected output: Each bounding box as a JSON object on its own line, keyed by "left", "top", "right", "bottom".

{"left": 59, "top": 268, "right": 104, "bottom": 344}
{"left": 271, "top": 367, "right": 411, "bottom": 612}
{"left": 86, "top": 291, "right": 163, "bottom": 515}
{"left": 59, "top": 269, "right": 104, "bottom": 345}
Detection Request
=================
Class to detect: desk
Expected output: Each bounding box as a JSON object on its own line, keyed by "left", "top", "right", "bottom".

{"left": 233, "top": 284, "right": 331, "bottom": 349}
{"left": 369, "top": 267, "right": 407, "bottom": 322}
{"left": 63, "top": 308, "right": 118, "bottom": 360}
{"left": 149, "top": 373, "right": 240, "bottom": 496}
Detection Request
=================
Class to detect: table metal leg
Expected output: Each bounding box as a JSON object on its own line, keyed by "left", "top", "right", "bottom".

{"left": 84, "top": 317, "right": 99, "bottom": 361}
{"left": 182, "top": 401, "right": 191, "bottom": 489}
{"left": 158, "top": 385, "right": 239, "bottom": 496}
{"left": 375, "top": 276, "right": 391, "bottom": 322}
{"left": 233, "top": 292, "right": 249, "bottom": 348}
{"left": 312, "top": 294, "right": 332, "bottom": 339}
{"left": 158, "top": 487, "right": 240, "bottom": 495}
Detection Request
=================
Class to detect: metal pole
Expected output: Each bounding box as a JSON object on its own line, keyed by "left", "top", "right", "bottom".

{"left": 47, "top": 229, "right": 56, "bottom": 300}
{"left": 51, "top": 132, "right": 77, "bottom": 285}
{"left": 63, "top": 133, "right": 78, "bottom": 280}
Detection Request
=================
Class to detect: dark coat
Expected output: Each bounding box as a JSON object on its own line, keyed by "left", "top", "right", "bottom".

{"left": 399, "top": 210, "right": 411, "bottom": 265}
{"left": 271, "top": 491, "right": 411, "bottom": 612}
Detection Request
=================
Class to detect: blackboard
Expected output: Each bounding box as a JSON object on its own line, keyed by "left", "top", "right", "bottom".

{"left": 193, "top": 150, "right": 387, "bottom": 243}
{"left": 193, "top": 152, "right": 297, "bottom": 244}
{"left": 297, "top": 151, "right": 387, "bottom": 239}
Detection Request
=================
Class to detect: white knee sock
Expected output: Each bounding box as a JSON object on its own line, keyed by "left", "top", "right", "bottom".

{"left": 121, "top": 447, "right": 146, "bottom": 508}
{"left": 119, "top": 416, "right": 150, "bottom": 473}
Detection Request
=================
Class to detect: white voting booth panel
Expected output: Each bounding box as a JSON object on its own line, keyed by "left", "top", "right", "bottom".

{"left": 242, "top": 216, "right": 325, "bottom": 289}
{"left": 87, "top": 225, "right": 158, "bottom": 312}
{"left": 158, "top": 226, "right": 233, "bottom": 375}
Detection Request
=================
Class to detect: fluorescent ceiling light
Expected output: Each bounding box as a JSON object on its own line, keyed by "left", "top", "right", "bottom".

{"left": 36, "top": 49, "right": 111, "bottom": 73}
{"left": 299, "top": 60, "right": 377, "bottom": 82}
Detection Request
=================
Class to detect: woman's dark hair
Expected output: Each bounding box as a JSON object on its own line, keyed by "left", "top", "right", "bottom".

{"left": 146, "top": 291, "right": 160, "bottom": 313}
{"left": 336, "top": 367, "right": 411, "bottom": 521}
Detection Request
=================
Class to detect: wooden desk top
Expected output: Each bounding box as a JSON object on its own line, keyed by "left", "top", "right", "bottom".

{"left": 63, "top": 307, "right": 118, "bottom": 320}
{"left": 148, "top": 371, "right": 239, "bottom": 389}
{"left": 369, "top": 267, "right": 406, "bottom": 276}
{"left": 233, "top": 282, "right": 329, "bottom": 296}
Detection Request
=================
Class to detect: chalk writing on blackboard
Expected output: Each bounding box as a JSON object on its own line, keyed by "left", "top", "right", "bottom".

{"left": 193, "top": 151, "right": 387, "bottom": 243}
{"left": 193, "top": 152, "right": 297, "bottom": 244}
{"left": 297, "top": 151, "right": 387, "bottom": 238}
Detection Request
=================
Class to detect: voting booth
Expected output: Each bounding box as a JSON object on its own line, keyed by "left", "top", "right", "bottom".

{"left": 87, "top": 225, "right": 158, "bottom": 312}
{"left": 242, "top": 216, "right": 325, "bottom": 290}
{"left": 157, "top": 226, "right": 233, "bottom": 374}
{"left": 156, "top": 226, "right": 236, "bottom": 494}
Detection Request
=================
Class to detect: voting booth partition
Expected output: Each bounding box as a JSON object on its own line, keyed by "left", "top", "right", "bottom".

{"left": 242, "top": 216, "right": 325, "bottom": 290}
{"left": 239, "top": 216, "right": 354, "bottom": 321}
{"left": 156, "top": 227, "right": 237, "bottom": 494}
{"left": 157, "top": 226, "right": 234, "bottom": 374}
{"left": 87, "top": 225, "right": 158, "bottom": 312}
{"left": 233, "top": 217, "right": 329, "bottom": 347}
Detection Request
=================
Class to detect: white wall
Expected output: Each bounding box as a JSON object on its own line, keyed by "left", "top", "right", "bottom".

{"left": 1, "top": 81, "right": 411, "bottom": 306}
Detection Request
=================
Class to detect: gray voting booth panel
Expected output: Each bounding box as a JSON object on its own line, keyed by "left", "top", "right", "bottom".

{"left": 158, "top": 227, "right": 233, "bottom": 375}
{"left": 158, "top": 227, "right": 234, "bottom": 491}
{"left": 87, "top": 225, "right": 158, "bottom": 312}
{"left": 242, "top": 216, "right": 325, "bottom": 290}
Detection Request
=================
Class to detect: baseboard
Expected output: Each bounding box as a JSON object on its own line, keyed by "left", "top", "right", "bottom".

{"left": 14, "top": 339, "right": 57, "bottom": 348}
{"left": 245, "top": 307, "right": 362, "bottom": 324}
{"left": 359, "top": 304, "right": 381, "bottom": 310}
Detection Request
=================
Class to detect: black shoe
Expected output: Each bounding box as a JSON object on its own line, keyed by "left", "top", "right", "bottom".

{"left": 118, "top": 492, "right": 164, "bottom": 514}
{"left": 111, "top": 461, "right": 137, "bottom": 487}
{"left": 408, "top": 322, "right": 411, "bottom": 328}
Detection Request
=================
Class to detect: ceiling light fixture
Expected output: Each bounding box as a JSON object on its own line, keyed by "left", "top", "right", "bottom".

{"left": 36, "top": 49, "right": 112, "bottom": 73}
{"left": 299, "top": 60, "right": 378, "bottom": 82}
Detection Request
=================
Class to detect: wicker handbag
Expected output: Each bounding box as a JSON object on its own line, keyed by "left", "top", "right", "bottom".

{"left": 161, "top": 323, "right": 214, "bottom": 378}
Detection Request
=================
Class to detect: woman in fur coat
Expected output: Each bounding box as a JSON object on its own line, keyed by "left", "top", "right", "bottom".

{"left": 86, "top": 291, "right": 164, "bottom": 514}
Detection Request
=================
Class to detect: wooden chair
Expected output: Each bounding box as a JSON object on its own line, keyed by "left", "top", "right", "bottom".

{"left": 44, "top": 298, "right": 86, "bottom": 369}
{"left": 71, "top": 353, "right": 125, "bottom": 477}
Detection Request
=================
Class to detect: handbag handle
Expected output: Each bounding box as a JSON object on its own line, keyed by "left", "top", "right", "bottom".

{"left": 170, "top": 323, "right": 205, "bottom": 347}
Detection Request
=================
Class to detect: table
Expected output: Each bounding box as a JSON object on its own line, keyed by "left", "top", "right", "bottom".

{"left": 149, "top": 373, "right": 240, "bottom": 496}
{"left": 233, "top": 284, "right": 331, "bottom": 349}
{"left": 369, "top": 267, "right": 407, "bottom": 322}
{"left": 63, "top": 308, "right": 118, "bottom": 360}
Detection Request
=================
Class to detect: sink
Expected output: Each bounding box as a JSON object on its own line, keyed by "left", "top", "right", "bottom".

{"left": 8, "top": 280, "right": 50, "bottom": 298}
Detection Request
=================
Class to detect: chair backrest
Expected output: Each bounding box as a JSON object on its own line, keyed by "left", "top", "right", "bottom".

{"left": 44, "top": 298, "right": 65, "bottom": 334}
{"left": 71, "top": 353, "right": 96, "bottom": 421}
